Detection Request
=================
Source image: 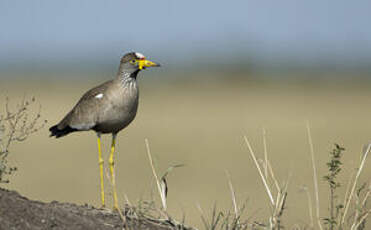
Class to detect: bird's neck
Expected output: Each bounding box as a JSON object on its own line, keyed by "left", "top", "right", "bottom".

{"left": 117, "top": 69, "right": 139, "bottom": 80}
{"left": 117, "top": 71, "right": 138, "bottom": 89}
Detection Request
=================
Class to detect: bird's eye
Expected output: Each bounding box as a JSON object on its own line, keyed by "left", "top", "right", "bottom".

{"left": 130, "top": 60, "right": 136, "bottom": 64}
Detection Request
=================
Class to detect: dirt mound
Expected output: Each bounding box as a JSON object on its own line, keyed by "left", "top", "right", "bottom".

{"left": 0, "top": 188, "right": 193, "bottom": 230}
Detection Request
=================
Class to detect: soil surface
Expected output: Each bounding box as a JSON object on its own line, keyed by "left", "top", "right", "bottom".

{"left": 0, "top": 188, "right": 193, "bottom": 230}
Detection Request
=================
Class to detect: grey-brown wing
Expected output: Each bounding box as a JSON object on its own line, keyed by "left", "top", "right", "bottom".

{"left": 57, "top": 80, "right": 114, "bottom": 131}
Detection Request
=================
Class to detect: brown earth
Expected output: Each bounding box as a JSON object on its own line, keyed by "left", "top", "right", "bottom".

{"left": 0, "top": 188, "right": 194, "bottom": 230}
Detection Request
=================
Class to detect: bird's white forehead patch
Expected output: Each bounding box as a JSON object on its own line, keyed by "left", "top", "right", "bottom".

{"left": 95, "top": 93, "right": 103, "bottom": 99}
{"left": 135, "top": 52, "right": 145, "bottom": 59}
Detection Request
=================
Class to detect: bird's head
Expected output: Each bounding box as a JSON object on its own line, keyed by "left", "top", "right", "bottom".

{"left": 119, "top": 52, "right": 160, "bottom": 73}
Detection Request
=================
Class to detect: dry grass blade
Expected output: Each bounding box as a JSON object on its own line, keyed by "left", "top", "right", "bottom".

{"left": 144, "top": 138, "right": 167, "bottom": 211}
{"left": 343, "top": 170, "right": 356, "bottom": 213}
{"left": 267, "top": 160, "right": 280, "bottom": 193}
{"left": 161, "top": 164, "right": 184, "bottom": 181}
{"left": 124, "top": 193, "right": 132, "bottom": 206}
{"left": 341, "top": 143, "right": 371, "bottom": 226}
{"left": 300, "top": 186, "right": 314, "bottom": 228}
{"left": 306, "top": 121, "right": 323, "bottom": 230}
{"left": 270, "top": 175, "right": 290, "bottom": 229}
{"left": 243, "top": 135, "right": 275, "bottom": 206}
{"left": 352, "top": 211, "right": 370, "bottom": 230}
{"left": 262, "top": 128, "right": 268, "bottom": 179}
{"left": 349, "top": 182, "right": 370, "bottom": 230}
{"left": 361, "top": 183, "right": 370, "bottom": 207}
{"left": 225, "top": 170, "right": 239, "bottom": 218}
{"left": 196, "top": 203, "right": 210, "bottom": 229}
{"left": 159, "top": 164, "right": 184, "bottom": 213}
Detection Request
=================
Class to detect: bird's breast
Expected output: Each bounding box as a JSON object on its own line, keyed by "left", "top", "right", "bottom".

{"left": 95, "top": 84, "right": 139, "bottom": 133}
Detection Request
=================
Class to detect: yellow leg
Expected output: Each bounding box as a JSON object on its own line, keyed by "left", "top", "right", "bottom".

{"left": 108, "top": 133, "right": 119, "bottom": 210}
{"left": 97, "top": 134, "right": 105, "bottom": 208}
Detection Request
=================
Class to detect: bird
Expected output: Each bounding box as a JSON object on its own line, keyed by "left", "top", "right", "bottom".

{"left": 49, "top": 52, "right": 160, "bottom": 210}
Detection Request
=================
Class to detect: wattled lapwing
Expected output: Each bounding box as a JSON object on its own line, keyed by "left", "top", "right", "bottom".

{"left": 49, "top": 52, "right": 160, "bottom": 209}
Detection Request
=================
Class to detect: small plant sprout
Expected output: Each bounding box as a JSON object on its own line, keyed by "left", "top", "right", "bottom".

{"left": 322, "top": 143, "right": 345, "bottom": 230}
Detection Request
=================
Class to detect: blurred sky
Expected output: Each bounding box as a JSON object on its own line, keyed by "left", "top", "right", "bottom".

{"left": 1, "top": 0, "right": 371, "bottom": 71}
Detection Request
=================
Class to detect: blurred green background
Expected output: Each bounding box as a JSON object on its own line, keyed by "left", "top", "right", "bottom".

{"left": 1, "top": 0, "right": 371, "bottom": 228}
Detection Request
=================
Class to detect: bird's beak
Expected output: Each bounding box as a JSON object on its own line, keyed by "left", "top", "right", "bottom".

{"left": 138, "top": 59, "right": 161, "bottom": 70}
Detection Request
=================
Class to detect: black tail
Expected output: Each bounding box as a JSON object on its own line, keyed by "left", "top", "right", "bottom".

{"left": 49, "top": 125, "right": 77, "bottom": 138}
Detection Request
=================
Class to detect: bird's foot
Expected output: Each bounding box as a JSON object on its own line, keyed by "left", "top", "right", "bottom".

{"left": 112, "top": 205, "right": 120, "bottom": 212}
